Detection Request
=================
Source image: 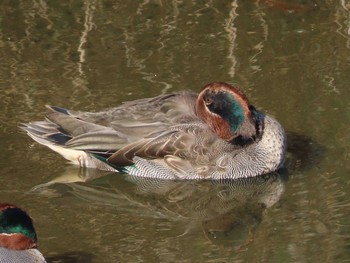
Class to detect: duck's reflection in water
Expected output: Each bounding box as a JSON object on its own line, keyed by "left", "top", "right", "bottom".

{"left": 33, "top": 167, "right": 287, "bottom": 250}
{"left": 126, "top": 171, "right": 286, "bottom": 249}
{"left": 32, "top": 132, "right": 326, "bottom": 249}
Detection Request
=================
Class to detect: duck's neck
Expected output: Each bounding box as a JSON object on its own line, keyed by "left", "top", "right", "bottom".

{"left": 0, "top": 233, "right": 37, "bottom": 250}
{"left": 229, "top": 108, "right": 264, "bottom": 146}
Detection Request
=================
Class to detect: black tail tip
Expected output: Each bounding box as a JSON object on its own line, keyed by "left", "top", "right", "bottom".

{"left": 46, "top": 105, "right": 70, "bottom": 115}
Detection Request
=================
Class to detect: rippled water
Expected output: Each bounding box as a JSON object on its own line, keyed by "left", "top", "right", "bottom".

{"left": 1, "top": 1, "right": 350, "bottom": 262}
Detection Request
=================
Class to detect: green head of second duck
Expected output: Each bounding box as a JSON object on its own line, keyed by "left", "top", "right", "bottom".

{"left": 0, "top": 203, "right": 46, "bottom": 262}
{"left": 0, "top": 203, "right": 38, "bottom": 250}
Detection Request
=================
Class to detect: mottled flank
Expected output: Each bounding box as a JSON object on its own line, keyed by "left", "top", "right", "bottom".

{"left": 20, "top": 82, "right": 286, "bottom": 180}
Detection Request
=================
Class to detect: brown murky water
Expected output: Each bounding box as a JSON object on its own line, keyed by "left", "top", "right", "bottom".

{"left": 1, "top": 1, "right": 350, "bottom": 262}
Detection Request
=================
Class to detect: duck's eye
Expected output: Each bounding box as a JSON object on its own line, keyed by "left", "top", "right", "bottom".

{"left": 203, "top": 96, "right": 213, "bottom": 106}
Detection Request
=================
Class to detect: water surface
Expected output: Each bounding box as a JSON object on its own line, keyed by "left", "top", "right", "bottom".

{"left": 0, "top": 1, "right": 350, "bottom": 262}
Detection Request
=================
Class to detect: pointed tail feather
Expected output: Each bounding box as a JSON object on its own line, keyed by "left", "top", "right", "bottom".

{"left": 20, "top": 122, "right": 119, "bottom": 172}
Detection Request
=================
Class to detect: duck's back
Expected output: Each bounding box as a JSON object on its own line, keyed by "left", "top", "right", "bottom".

{"left": 64, "top": 91, "right": 199, "bottom": 139}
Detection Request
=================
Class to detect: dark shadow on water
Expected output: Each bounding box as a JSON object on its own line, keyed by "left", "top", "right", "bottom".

{"left": 46, "top": 252, "right": 95, "bottom": 263}
{"left": 285, "top": 131, "right": 325, "bottom": 174}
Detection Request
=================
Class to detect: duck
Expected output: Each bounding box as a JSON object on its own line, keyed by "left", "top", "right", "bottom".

{"left": 0, "top": 203, "right": 46, "bottom": 263}
{"left": 20, "top": 82, "right": 286, "bottom": 180}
